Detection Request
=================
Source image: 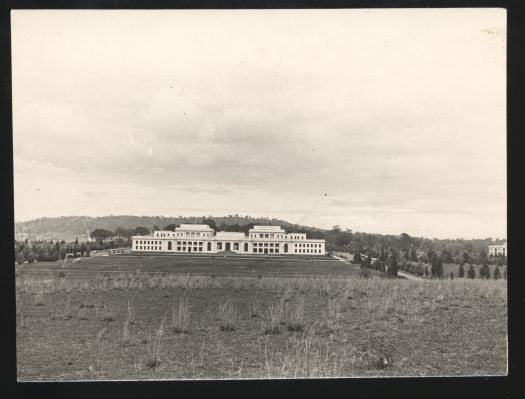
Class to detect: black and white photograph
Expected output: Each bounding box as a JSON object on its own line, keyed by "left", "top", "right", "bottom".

{"left": 11, "top": 8, "right": 507, "bottom": 380}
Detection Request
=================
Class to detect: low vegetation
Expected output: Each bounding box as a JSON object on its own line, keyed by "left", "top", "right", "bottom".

{"left": 16, "top": 256, "right": 507, "bottom": 380}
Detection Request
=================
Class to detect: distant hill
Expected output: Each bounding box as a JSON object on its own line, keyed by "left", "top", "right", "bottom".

{"left": 15, "top": 215, "right": 326, "bottom": 240}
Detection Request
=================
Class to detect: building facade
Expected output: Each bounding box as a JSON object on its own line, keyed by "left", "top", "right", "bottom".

{"left": 131, "top": 224, "right": 326, "bottom": 255}
{"left": 488, "top": 242, "right": 507, "bottom": 257}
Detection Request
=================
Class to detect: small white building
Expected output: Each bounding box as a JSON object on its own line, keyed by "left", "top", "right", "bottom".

{"left": 488, "top": 242, "right": 507, "bottom": 257}
{"left": 131, "top": 224, "right": 326, "bottom": 255}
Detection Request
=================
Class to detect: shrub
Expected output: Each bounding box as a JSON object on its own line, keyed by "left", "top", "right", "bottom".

{"left": 459, "top": 263, "right": 465, "bottom": 278}
{"left": 218, "top": 299, "right": 237, "bottom": 331}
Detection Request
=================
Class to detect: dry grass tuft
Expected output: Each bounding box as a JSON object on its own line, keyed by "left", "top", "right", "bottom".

{"left": 286, "top": 297, "right": 305, "bottom": 332}
{"left": 263, "top": 300, "right": 284, "bottom": 334}
{"left": 218, "top": 299, "right": 237, "bottom": 331}
{"left": 171, "top": 296, "right": 191, "bottom": 333}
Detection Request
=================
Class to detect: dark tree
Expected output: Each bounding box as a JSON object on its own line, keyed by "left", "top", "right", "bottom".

{"left": 449, "top": 271, "right": 454, "bottom": 280}
{"left": 493, "top": 265, "right": 501, "bottom": 280}
{"left": 16, "top": 252, "right": 26, "bottom": 265}
{"left": 467, "top": 264, "right": 476, "bottom": 279}
{"left": 480, "top": 261, "right": 491, "bottom": 280}
{"left": 424, "top": 266, "right": 428, "bottom": 278}
{"left": 459, "top": 263, "right": 465, "bottom": 278}
{"left": 91, "top": 229, "right": 113, "bottom": 241}
{"left": 202, "top": 218, "right": 218, "bottom": 231}
{"left": 388, "top": 250, "right": 399, "bottom": 278}
{"left": 134, "top": 226, "right": 150, "bottom": 236}
{"left": 164, "top": 224, "right": 178, "bottom": 231}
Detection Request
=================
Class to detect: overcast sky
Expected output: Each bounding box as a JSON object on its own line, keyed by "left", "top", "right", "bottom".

{"left": 12, "top": 9, "right": 506, "bottom": 239}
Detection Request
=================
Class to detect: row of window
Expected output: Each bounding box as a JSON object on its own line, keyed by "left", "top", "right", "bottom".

{"left": 134, "top": 245, "right": 324, "bottom": 254}
{"left": 253, "top": 248, "right": 280, "bottom": 253}
{"left": 249, "top": 233, "right": 307, "bottom": 239}
{"left": 137, "top": 240, "right": 161, "bottom": 245}
{"left": 295, "top": 243, "right": 322, "bottom": 248}
{"left": 155, "top": 232, "right": 213, "bottom": 238}
{"left": 295, "top": 249, "right": 321, "bottom": 254}
{"left": 137, "top": 246, "right": 160, "bottom": 251}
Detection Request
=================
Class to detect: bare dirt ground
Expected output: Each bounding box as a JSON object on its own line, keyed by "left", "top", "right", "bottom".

{"left": 16, "top": 256, "right": 507, "bottom": 380}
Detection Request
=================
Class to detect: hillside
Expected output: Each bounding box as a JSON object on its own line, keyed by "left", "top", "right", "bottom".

{"left": 15, "top": 215, "right": 325, "bottom": 238}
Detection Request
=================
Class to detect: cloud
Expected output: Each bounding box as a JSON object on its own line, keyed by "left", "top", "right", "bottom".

{"left": 11, "top": 9, "right": 506, "bottom": 238}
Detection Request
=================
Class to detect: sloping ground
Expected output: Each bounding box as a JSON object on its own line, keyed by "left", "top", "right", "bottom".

{"left": 16, "top": 254, "right": 369, "bottom": 278}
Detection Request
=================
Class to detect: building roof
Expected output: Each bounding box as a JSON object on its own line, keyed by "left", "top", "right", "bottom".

{"left": 215, "top": 232, "right": 246, "bottom": 239}
{"left": 249, "top": 225, "right": 286, "bottom": 233}
{"left": 176, "top": 224, "right": 214, "bottom": 231}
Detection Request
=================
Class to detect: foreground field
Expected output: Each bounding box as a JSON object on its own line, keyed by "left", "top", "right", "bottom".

{"left": 16, "top": 262, "right": 507, "bottom": 380}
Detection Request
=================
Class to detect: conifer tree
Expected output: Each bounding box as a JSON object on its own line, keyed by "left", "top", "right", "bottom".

{"left": 450, "top": 271, "right": 454, "bottom": 279}
{"left": 493, "top": 265, "right": 501, "bottom": 280}
{"left": 459, "top": 263, "right": 465, "bottom": 278}
{"left": 467, "top": 264, "right": 476, "bottom": 279}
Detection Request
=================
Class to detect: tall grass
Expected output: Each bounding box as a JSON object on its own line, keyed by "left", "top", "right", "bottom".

{"left": 218, "top": 299, "right": 237, "bottom": 331}
{"left": 146, "top": 314, "right": 167, "bottom": 370}
{"left": 261, "top": 336, "right": 349, "bottom": 378}
{"left": 263, "top": 300, "right": 284, "bottom": 334}
{"left": 171, "top": 296, "right": 191, "bottom": 333}
{"left": 286, "top": 297, "right": 305, "bottom": 332}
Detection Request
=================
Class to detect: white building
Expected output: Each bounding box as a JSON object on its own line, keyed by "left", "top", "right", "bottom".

{"left": 131, "top": 224, "right": 326, "bottom": 255}
{"left": 488, "top": 242, "right": 507, "bottom": 257}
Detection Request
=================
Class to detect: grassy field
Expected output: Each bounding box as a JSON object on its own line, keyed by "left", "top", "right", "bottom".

{"left": 16, "top": 254, "right": 363, "bottom": 277}
{"left": 16, "top": 255, "right": 507, "bottom": 380}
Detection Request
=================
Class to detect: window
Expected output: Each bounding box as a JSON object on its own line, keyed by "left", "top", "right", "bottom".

{"left": 244, "top": 243, "right": 249, "bottom": 252}
{"left": 168, "top": 241, "right": 172, "bottom": 250}
{"left": 217, "top": 242, "right": 222, "bottom": 250}
{"left": 260, "top": 234, "right": 263, "bottom": 238}
{"left": 207, "top": 242, "right": 212, "bottom": 251}
{"left": 265, "top": 234, "right": 269, "bottom": 238}
{"left": 270, "top": 234, "right": 274, "bottom": 238}
{"left": 275, "top": 248, "right": 279, "bottom": 253}
{"left": 264, "top": 243, "right": 268, "bottom": 247}
{"left": 269, "top": 249, "right": 274, "bottom": 253}
{"left": 234, "top": 242, "right": 239, "bottom": 250}
{"left": 253, "top": 248, "right": 257, "bottom": 253}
